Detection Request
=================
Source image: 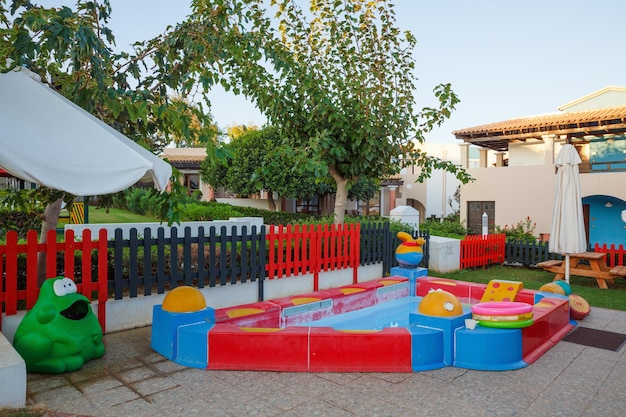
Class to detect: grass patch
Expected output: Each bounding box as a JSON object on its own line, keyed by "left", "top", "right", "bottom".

{"left": 433, "top": 265, "right": 626, "bottom": 311}
{"left": 87, "top": 207, "right": 160, "bottom": 224}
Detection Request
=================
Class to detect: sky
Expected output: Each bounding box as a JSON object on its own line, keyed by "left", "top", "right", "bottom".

{"left": 88, "top": 0, "right": 626, "bottom": 143}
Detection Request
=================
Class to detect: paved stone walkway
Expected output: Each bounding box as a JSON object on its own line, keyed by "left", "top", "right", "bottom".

{"left": 24, "top": 308, "right": 626, "bottom": 417}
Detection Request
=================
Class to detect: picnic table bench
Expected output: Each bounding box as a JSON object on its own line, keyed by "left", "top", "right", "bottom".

{"left": 536, "top": 252, "right": 626, "bottom": 289}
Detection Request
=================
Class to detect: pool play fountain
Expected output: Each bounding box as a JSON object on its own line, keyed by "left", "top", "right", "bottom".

{"left": 151, "top": 274, "right": 575, "bottom": 372}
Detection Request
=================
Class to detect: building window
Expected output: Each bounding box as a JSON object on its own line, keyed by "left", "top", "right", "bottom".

{"left": 467, "top": 201, "right": 495, "bottom": 235}
{"left": 358, "top": 194, "right": 380, "bottom": 216}
{"left": 296, "top": 196, "right": 319, "bottom": 214}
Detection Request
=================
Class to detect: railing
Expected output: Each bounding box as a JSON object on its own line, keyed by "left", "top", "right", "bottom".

{"left": 504, "top": 239, "right": 554, "bottom": 266}
{"left": 265, "top": 223, "right": 360, "bottom": 291}
{"left": 0, "top": 229, "right": 108, "bottom": 331}
{"left": 108, "top": 225, "right": 267, "bottom": 300}
{"left": 1, "top": 222, "right": 403, "bottom": 331}
{"left": 460, "top": 234, "right": 506, "bottom": 268}
{"left": 593, "top": 243, "right": 626, "bottom": 267}
{"left": 580, "top": 161, "right": 626, "bottom": 173}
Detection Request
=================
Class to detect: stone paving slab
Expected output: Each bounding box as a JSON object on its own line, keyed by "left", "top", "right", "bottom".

{"left": 19, "top": 308, "right": 626, "bottom": 417}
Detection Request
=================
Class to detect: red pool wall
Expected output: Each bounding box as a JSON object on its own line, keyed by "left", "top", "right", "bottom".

{"left": 207, "top": 324, "right": 309, "bottom": 371}
{"left": 309, "top": 327, "right": 412, "bottom": 372}
{"left": 206, "top": 277, "right": 412, "bottom": 372}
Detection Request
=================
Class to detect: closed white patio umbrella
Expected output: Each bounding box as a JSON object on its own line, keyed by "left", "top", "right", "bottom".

{"left": 549, "top": 143, "right": 587, "bottom": 283}
{"left": 0, "top": 67, "right": 171, "bottom": 195}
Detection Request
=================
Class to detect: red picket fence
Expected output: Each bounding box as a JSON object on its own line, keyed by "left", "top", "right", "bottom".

{"left": 460, "top": 234, "right": 506, "bottom": 268}
{"left": 265, "top": 223, "right": 361, "bottom": 291}
{"left": 0, "top": 229, "right": 108, "bottom": 332}
{"left": 593, "top": 243, "right": 626, "bottom": 267}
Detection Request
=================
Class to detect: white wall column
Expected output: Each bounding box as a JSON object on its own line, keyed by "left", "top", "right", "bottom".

{"left": 542, "top": 134, "right": 557, "bottom": 166}
{"left": 479, "top": 148, "right": 489, "bottom": 168}
{"left": 459, "top": 143, "right": 470, "bottom": 169}
{"left": 495, "top": 152, "right": 505, "bottom": 167}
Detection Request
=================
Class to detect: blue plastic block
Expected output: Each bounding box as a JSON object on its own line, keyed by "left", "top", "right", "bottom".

{"left": 151, "top": 305, "right": 215, "bottom": 360}
{"left": 454, "top": 327, "right": 526, "bottom": 371}
{"left": 409, "top": 310, "right": 471, "bottom": 366}
{"left": 390, "top": 267, "right": 428, "bottom": 297}
{"left": 408, "top": 325, "right": 445, "bottom": 371}
{"left": 176, "top": 322, "right": 213, "bottom": 369}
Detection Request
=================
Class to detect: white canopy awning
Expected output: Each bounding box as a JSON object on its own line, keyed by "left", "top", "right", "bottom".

{"left": 0, "top": 68, "right": 172, "bottom": 196}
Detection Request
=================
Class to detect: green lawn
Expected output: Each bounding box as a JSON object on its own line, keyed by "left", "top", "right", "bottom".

{"left": 433, "top": 265, "right": 626, "bottom": 311}
{"left": 86, "top": 207, "right": 160, "bottom": 223}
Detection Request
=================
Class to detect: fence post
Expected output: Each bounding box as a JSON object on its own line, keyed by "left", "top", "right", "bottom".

{"left": 97, "top": 229, "right": 108, "bottom": 332}
{"left": 352, "top": 223, "right": 360, "bottom": 284}
{"left": 26, "top": 230, "right": 39, "bottom": 309}
{"left": 5, "top": 231, "right": 18, "bottom": 316}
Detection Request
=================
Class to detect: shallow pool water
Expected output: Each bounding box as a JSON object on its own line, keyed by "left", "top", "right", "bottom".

{"left": 301, "top": 296, "right": 473, "bottom": 330}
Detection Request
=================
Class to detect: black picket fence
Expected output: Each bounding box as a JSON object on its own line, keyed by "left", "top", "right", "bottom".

{"left": 503, "top": 239, "right": 594, "bottom": 267}
{"left": 105, "top": 222, "right": 430, "bottom": 301}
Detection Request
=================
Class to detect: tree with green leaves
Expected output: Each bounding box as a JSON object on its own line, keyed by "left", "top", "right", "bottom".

{"left": 0, "top": 0, "right": 216, "bottom": 240}
{"left": 202, "top": 126, "right": 381, "bottom": 214}
{"left": 181, "top": 0, "right": 472, "bottom": 223}
{"left": 201, "top": 127, "right": 322, "bottom": 211}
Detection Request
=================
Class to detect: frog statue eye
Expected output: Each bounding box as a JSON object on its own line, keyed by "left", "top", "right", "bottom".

{"left": 53, "top": 278, "right": 78, "bottom": 297}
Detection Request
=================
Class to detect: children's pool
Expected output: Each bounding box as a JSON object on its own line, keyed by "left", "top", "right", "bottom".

{"left": 151, "top": 276, "right": 575, "bottom": 373}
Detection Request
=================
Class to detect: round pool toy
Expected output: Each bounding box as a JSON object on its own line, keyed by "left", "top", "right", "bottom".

{"left": 477, "top": 318, "right": 534, "bottom": 329}
{"left": 472, "top": 301, "right": 533, "bottom": 328}
{"left": 554, "top": 280, "right": 573, "bottom": 295}
{"left": 472, "top": 312, "right": 533, "bottom": 322}
{"left": 471, "top": 301, "right": 533, "bottom": 316}
{"left": 569, "top": 294, "right": 591, "bottom": 320}
{"left": 539, "top": 282, "right": 566, "bottom": 295}
{"left": 395, "top": 232, "right": 425, "bottom": 268}
{"left": 418, "top": 290, "right": 463, "bottom": 317}
{"left": 163, "top": 286, "right": 207, "bottom": 312}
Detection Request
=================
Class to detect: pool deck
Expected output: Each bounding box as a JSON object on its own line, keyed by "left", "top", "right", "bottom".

{"left": 23, "top": 307, "right": 626, "bottom": 417}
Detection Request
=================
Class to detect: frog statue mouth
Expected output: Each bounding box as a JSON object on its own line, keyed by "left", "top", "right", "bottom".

{"left": 60, "top": 300, "right": 90, "bottom": 320}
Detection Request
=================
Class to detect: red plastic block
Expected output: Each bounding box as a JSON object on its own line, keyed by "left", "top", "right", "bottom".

{"left": 269, "top": 290, "right": 334, "bottom": 308}
{"left": 322, "top": 285, "right": 377, "bottom": 315}
{"left": 372, "top": 277, "right": 410, "bottom": 303}
{"left": 309, "top": 327, "right": 412, "bottom": 372}
{"left": 214, "top": 301, "right": 280, "bottom": 327}
{"left": 513, "top": 289, "right": 536, "bottom": 305}
{"left": 416, "top": 277, "right": 474, "bottom": 300}
{"left": 469, "top": 282, "right": 488, "bottom": 301}
{"left": 207, "top": 324, "right": 309, "bottom": 371}
{"left": 270, "top": 290, "right": 337, "bottom": 327}
{"left": 522, "top": 297, "right": 573, "bottom": 362}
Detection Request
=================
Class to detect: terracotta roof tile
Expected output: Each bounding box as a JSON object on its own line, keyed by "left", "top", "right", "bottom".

{"left": 453, "top": 106, "right": 626, "bottom": 151}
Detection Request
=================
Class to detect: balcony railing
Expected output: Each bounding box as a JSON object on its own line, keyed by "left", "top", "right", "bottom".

{"left": 580, "top": 161, "right": 626, "bottom": 173}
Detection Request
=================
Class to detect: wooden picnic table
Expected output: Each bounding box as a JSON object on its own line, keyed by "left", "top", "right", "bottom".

{"left": 536, "top": 252, "right": 626, "bottom": 289}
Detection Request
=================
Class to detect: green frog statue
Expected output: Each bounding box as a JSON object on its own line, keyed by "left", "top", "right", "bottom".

{"left": 13, "top": 277, "right": 105, "bottom": 373}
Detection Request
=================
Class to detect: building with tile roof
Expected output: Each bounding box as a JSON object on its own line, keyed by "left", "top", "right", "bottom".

{"left": 453, "top": 87, "right": 626, "bottom": 246}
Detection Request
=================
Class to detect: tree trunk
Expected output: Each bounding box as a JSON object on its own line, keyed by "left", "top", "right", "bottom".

{"left": 37, "top": 198, "right": 63, "bottom": 286}
{"left": 267, "top": 190, "right": 277, "bottom": 212}
{"left": 329, "top": 164, "right": 348, "bottom": 224}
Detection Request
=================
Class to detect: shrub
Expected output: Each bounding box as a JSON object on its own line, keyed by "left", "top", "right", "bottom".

{"left": 420, "top": 219, "right": 467, "bottom": 239}
{"left": 0, "top": 209, "right": 44, "bottom": 240}
{"left": 495, "top": 216, "right": 537, "bottom": 243}
{"left": 181, "top": 201, "right": 244, "bottom": 221}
